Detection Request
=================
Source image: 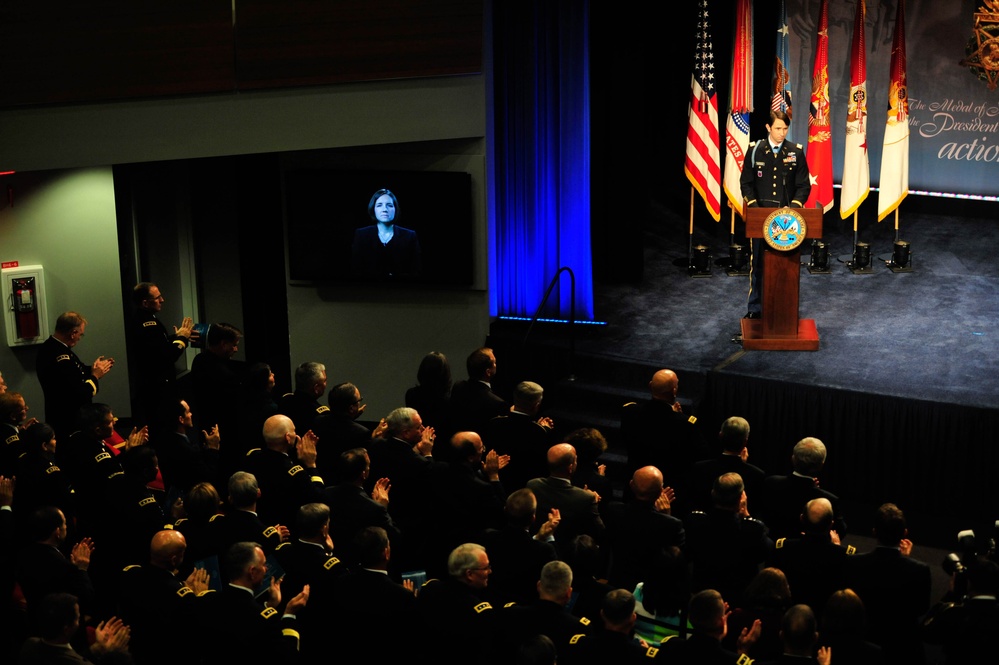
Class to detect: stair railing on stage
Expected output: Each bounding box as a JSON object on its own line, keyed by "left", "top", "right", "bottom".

{"left": 522, "top": 266, "right": 576, "bottom": 382}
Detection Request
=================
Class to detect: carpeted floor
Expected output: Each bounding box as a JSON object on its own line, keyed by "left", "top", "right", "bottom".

{"left": 585, "top": 201, "right": 999, "bottom": 411}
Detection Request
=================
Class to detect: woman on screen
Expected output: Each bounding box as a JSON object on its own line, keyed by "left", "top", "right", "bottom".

{"left": 351, "top": 188, "right": 422, "bottom": 278}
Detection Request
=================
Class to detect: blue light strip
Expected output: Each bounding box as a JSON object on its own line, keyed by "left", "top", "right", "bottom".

{"left": 498, "top": 315, "right": 607, "bottom": 326}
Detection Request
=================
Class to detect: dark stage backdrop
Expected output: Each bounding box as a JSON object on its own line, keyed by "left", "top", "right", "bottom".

{"left": 788, "top": 0, "right": 999, "bottom": 196}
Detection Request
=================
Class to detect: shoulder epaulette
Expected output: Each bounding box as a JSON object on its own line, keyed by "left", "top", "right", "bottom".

{"left": 261, "top": 607, "right": 278, "bottom": 619}
{"left": 276, "top": 541, "right": 291, "bottom": 551}
{"left": 176, "top": 586, "right": 193, "bottom": 598}
{"left": 311, "top": 474, "right": 324, "bottom": 485}
{"left": 45, "top": 465, "right": 60, "bottom": 475}
{"left": 749, "top": 140, "right": 758, "bottom": 147}
{"left": 622, "top": 401, "right": 637, "bottom": 408}
{"left": 316, "top": 406, "right": 330, "bottom": 415}
{"left": 660, "top": 635, "right": 678, "bottom": 644}
{"left": 473, "top": 601, "right": 493, "bottom": 614}
{"left": 737, "top": 653, "right": 755, "bottom": 665}
{"left": 288, "top": 465, "right": 304, "bottom": 477}
{"left": 175, "top": 518, "right": 188, "bottom": 527}
{"left": 569, "top": 634, "right": 585, "bottom": 644}
{"left": 197, "top": 589, "right": 216, "bottom": 596}
{"left": 138, "top": 496, "right": 157, "bottom": 507}
{"left": 281, "top": 392, "right": 294, "bottom": 398}
{"left": 645, "top": 646, "right": 659, "bottom": 658}
{"left": 208, "top": 514, "right": 223, "bottom": 523}
{"left": 142, "top": 320, "right": 158, "bottom": 328}
{"left": 579, "top": 616, "right": 591, "bottom": 626}
{"left": 4, "top": 434, "right": 18, "bottom": 445}
{"left": 323, "top": 556, "right": 341, "bottom": 570}
{"left": 263, "top": 526, "right": 278, "bottom": 538}
{"left": 796, "top": 143, "right": 804, "bottom": 149}
{"left": 281, "top": 628, "right": 301, "bottom": 640}
{"left": 95, "top": 451, "right": 112, "bottom": 463}
{"left": 775, "top": 537, "right": 786, "bottom": 548}
{"left": 55, "top": 354, "right": 71, "bottom": 362}
{"left": 503, "top": 601, "right": 517, "bottom": 608}
{"left": 246, "top": 448, "right": 262, "bottom": 457}
{"left": 122, "top": 564, "right": 141, "bottom": 572}
{"left": 846, "top": 544, "right": 856, "bottom": 555}
{"left": 687, "top": 415, "right": 697, "bottom": 425}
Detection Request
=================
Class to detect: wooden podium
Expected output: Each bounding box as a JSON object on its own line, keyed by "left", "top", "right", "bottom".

{"left": 740, "top": 207, "right": 822, "bottom": 351}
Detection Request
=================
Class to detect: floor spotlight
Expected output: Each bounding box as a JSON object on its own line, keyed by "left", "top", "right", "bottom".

{"left": 689, "top": 244, "right": 712, "bottom": 277}
{"left": 807, "top": 240, "right": 831, "bottom": 274}
{"left": 849, "top": 241, "right": 873, "bottom": 274}
{"left": 888, "top": 240, "right": 914, "bottom": 273}
{"left": 726, "top": 243, "right": 749, "bottom": 276}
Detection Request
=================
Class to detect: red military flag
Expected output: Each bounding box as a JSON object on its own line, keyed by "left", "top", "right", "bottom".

{"left": 723, "top": 0, "right": 753, "bottom": 216}
{"left": 877, "top": 0, "right": 909, "bottom": 221}
{"left": 805, "top": 0, "right": 833, "bottom": 213}
{"left": 840, "top": 0, "right": 870, "bottom": 219}
{"left": 685, "top": 0, "right": 721, "bottom": 222}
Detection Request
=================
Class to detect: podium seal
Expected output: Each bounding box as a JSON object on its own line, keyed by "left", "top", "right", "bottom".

{"left": 763, "top": 207, "right": 807, "bottom": 251}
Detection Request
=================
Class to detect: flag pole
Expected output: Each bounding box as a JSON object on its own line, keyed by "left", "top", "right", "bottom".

{"left": 894, "top": 208, "right": 900, "bottom": 242}
{"left": 689, "top": 187, "right": 696, "bottom": 263}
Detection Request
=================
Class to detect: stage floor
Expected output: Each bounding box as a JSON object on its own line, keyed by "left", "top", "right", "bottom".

{"left": 586, "top": 206, "right": 999, "bottom": 411}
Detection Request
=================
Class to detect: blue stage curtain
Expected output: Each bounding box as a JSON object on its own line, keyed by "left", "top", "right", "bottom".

{"left": 488, "top": 0, "right": 594, "bottom": 320}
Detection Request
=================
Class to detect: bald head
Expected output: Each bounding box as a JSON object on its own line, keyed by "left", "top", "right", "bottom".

{"left": 803, "top": 497, "right": 834, "bottom": 533}
{"left": 262, "top": 414, "right": 296, "bottom": 451}
{"left": 650, "top": 369, "right": 678, "bottom": 402}
{"left": 150, "top": 530, "right": 187, "bottom": 569}
{"left": 546, "top": 444, "right": 577, "bottom": 477}
{"left": 630, "top": 466, "right": 664, "bottom": 502}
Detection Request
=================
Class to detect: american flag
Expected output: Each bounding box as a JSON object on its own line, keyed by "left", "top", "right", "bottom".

{"left": 685, "top": 0, "right": 721, "bottom": 222}
{"left": 771, "top": 0, "right": 792, "bottom": 123}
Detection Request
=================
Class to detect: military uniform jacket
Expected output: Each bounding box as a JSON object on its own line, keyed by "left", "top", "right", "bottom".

{"left": 118, "top": 564, "right": 208, "bottom": 665}
{"left": 740, "top": 139, "right": 811, "bottom": 208}
{"left": 684, "top": 507, "right": 773, "bottom": 606}
{"left": 277, "top": 390, "right": 329, "bottom": 436}
{"left": 563, "top": 628, "right": 659, "bottom": 665}
{"left": 243, "top": 447, "right": 324, "bottom": 527}
{"left": 198, "top": 584, "right": 302, "bottom": 665}
{"left": 35, "top": 336, "right": 99, "bottom": 436}
{"left": 0, "top": 422, "right": 23, "bottom": 477}
{"left": 129, "top": 309, "right": 188, "bottom": 389}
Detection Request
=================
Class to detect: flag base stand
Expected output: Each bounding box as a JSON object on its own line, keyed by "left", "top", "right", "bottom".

{"left": 806, "top": 266, "right": 832, "bottom": 275}
{"left": 887, "top": 262, "right": 914, "bottom": 274}
{"left": 848, "top": 264, "right": 874, "bottom": 275}
{"left": 725, "top": 267, "right": 750, "bottom": 277}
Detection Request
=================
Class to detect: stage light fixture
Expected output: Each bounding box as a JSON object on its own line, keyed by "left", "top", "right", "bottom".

{"left": 689, "top": 244, "right": 712, "bottom": 277}
{"left": 848, "top": 242, "right": 873, "bottom": 274}
{"left": 888, "top": 240, "right": 913, "bottom": 273}
{"left": 726, "top": 243, "right": 749, "bottom": 276}
{"left": 807, "top": 240, "right": 830, "bottom": 274}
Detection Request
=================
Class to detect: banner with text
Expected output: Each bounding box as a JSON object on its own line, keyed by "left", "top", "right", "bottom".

{"left": 789, "top": 0, "right": 999, "bottom": 196}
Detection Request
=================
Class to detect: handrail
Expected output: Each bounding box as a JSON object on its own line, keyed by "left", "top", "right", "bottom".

{"left": 522, "top": 266, "right": 576, "bottom": 381}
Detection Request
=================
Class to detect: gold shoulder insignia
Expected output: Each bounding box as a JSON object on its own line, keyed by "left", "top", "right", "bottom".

{"left": 687, "top": 415, "right": 697, "bottom": 424}
{"left": 177, "top": 587, "right": 193, "bottom": 597}
{"left": 246, "top": 448, "right": 261, "bottom": 457}
{"left": 504, "top": 602, "right": 517, "bottom": 608}
{"left": 281, "top": 628, "right": 301, "bottom": 640}
{"left": 846, "top": 545, "right": 856, "bottom": 555}
{"left": 316, "top": 406, "right": 330, "bottom": 415}
{"left": 422, "top": 578, "right": 438, "bottom": 588}
{"left": 580, "top": 617, "right": 591, "bottom": 626}
{"left": 263, "top": 526, "right": 278, "bottom": 538}
{"left": 142, "top": 320, "right": 158, "bottom": 328}
{"left": 95, "top": 451, "right": 112, "bottom": 462}
{"left": 55, "top": 354, "right": 71, "bottom": 362}
{"left": 276, "top": 542, "right": 290, "bottom": 551}
{"left": 123, "top": 564, "right": 141, "bottom": 572}
{"left": 139, "top": 497, "right": 157, "bottom": 507}
{"left": 323, "top": 557, "right": 341, "bottom": 570}
{"left": 175, "top": 518, "right": 188, "bottom": 526}
{"left": 46, "top": 465, "right": 60, "bottom": 475}
{"left": 622, "top": 401, "right": 637, "bottom": 408}
{"left": 288, "top": 465, "right": 304, "bottom": 476}
{"left": 107, "top": 471, "right": 124, "bottom": 479}
{"left": 208, "top": 514, "right": 222, "bottom": 523}
{"left": 569, "top": 634, "right": 585, "bottom": 644}
{"left": 198, "top": 589, "right": 216, "bottom": 597}
{"left": 281, "top": 392, "right": 294, "bottom": 398}
{"left": 473, "top": 602, "right": 493, "bottom": 613}
{"left": 661, "top": 635, "right": 677, "bottom": 644}
{"left": 4, "top": 434, "right": 18, "bottom": 445}
{"left": 163, "top": 523, "right": 174, "bottom": 530}
{"left": 311, "top": 475, "right": 324, "bottom": 485}
{"left": 261, "top": 607, "right": 278, "bottom": 619}
{"left": 775, "top": 538, "right": 786, "bottom": 548}
{"left": 645, "top": 646, "right": 659, "bottom": 658}
{"left": 737, "top": 653, "right": 755, "bottom": 665}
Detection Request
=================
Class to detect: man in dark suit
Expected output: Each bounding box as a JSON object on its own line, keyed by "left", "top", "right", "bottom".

{"left": 620, "top": 369, "right": 707, "bottom": 512}
{"left": 483, "top": 380, "right": 555, "bottom": 492}
{"left": 603, "top": 465, "right": 685, "bottom": 592}
{"left": 657, "top": 588, "right": 762, "bottom": 665}
{"left": 330, "top": 526, "right": 419, "bottom": 664}
{"left": 276, "top": 361, "right": 329, "bottom": 438}
{"left": 15, "top": 506, "right": 95, "bottom": 615}
{"left": 199, "top": 541, "right": 310, "bottom": 664}
{"left": 311, "top": 381, "right": 371, "bottom": 481}
{"left": 687, "top": 416, "right": 765, "bottom": 514}
{"left": 527, "top": 443, "right": 604, "bottom": 559}
{"left": 35, "top": 311, "right": 114, "bottom": 440}
{"left": 321, "top": 447, "right": 401, "bottom": 569}
{"left": 761, "top": 436, "right": 846, "bottom": 541}
{"left": 843, "top": 502, "right": 931, "bottom": 665}
{"left": 447, "top": 347, "right": 509, "bottom": 440}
